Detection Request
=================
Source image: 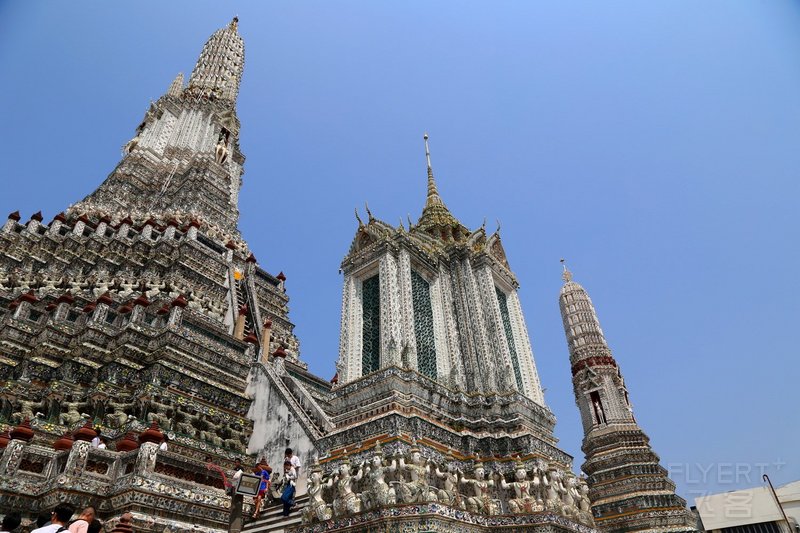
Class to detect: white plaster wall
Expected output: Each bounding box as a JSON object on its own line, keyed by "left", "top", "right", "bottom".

{"left": 246, "top": 366, "right": 313, "bottom": 494}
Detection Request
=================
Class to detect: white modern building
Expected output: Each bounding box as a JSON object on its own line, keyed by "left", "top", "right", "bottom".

{"left": 695, "top": 480, "right": 800, "bottom": 533}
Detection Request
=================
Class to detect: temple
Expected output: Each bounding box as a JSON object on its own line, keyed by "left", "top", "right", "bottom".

{"left": 0, "top": 16, "right": 698, "bottom": 533}
{"left": 559, "top": 264, "right": 698, "bottom": 533}
{"left": 246, "top": 135, "right": 597, "bottom": 532}
{"left": 0, "top": 18, "right": 309, "bottom": 532}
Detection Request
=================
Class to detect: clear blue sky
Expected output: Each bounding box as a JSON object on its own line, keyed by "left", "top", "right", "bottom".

{"left": 1, "top": 1, "right": 798, "bottom": 502}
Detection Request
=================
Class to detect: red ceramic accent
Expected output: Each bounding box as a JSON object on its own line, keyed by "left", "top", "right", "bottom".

{"left": 8, "top": 211, "right": 21, "bottom": 221}
{"left": 225, "top": 240, "right": 237, "bottom": 250}
{"left": 73, "top": 421, "right": 97, "bottom": 442}
{"left": 8, "top": 299, "right": 19, "bottom": 311}
{"left": 97, "top": 292, "right": 114, "bottom": 305}
{"left": 171, "top": 295, "right": 188, "bottom": 308}
{"left": 56, "top": 292, "right": 74, "bottom": 304}
{"left": 31, "top": 211, "right": 44, "bottom": 222}
{"left": 188, "top": 219, "right": 201, "bottom": 228}
{"left": 46, "top": 303, "right": 57, "bottom": 312}
{"left": 133, "top": 294, "right": 150, "bottom": 307}
{"left": 10, "top": 418, "right": 34, "bottom": 442}
{"left": 139, "top": 421, "right": 164, "bottom": 445}
{"left": 238, "top": 304, "right": 248, "bottom": 316}
{"left": 118, "top": 304, "right": 132, "bottom": 314}
{"left": 276, "top": 271, "right": 286, "bottom": 282}
{"left": 53, "top": 432, "right": 74, "bottom": 451}
{"left": 83, "top": 303, "right": 96, "bottom": 314}
{"left": 330, "top": 372, "right": 339, "bottom": 384}
{"left": 246, "top": 253, "right": 257, "bottom": 263}
{"left": 99, "top": 214, "right": 111, "bottom": 224}
{"left": 53, "top": 212, "right": 67, "bottom": 223}
{"left": 263, "top": 319, "right": 272, "bottom": 328}
{"left": 116, "top": 432, "right": 140, "bottom": 452}
{"left": 167, "top": 218, "right": 179, "bottom": 227}
{"left": 0, "top": 428, "right": 11, "bottom": 449}
{"left": 273, "top": 346, "right": 288, "bottom": 359}
{"left": 243, "top": 333, "right": 259, "bottom": 344}
{"left": 157, "top": 305, "right": 170, "bottom": 316}
{"left": 21, "top": 290, "right": 39, "bottom": 303}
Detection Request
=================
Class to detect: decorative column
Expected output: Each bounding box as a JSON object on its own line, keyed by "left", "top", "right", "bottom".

{"left": 507, "top": 290, "right": 545, "bottom": 404}
{"left": 378, "top": 253, "right": 402, "bottom": 369}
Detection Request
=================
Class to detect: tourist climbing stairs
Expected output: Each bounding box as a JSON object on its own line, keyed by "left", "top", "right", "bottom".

{"left": 241, "top": 494, "right": 308, "bottom": 533}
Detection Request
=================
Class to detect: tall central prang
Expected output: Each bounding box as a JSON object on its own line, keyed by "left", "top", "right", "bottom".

{"left": 0, "top": 19, "right": 304, "bottom": 531}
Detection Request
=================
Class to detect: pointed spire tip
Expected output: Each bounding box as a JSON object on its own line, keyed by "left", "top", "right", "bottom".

{"left": 560, "top": 258, "right": 573, "bottom": 283}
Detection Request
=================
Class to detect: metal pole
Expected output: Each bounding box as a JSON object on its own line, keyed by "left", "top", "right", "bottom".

{"left": 763, "top": 474, "right": 791, "bottom": 533}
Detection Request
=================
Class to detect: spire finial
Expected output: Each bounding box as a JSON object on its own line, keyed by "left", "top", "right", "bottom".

{"left": 230, "top": 16, "right": 239, "bottom": 30}
{"left": 423, "top": 133, "right": 443, "bottom": 208}
{"left": 424, "top": 132, "right": 432, "bottom": 170}
{"left": 560, "top": 258, "right": 573, "bottom": 282}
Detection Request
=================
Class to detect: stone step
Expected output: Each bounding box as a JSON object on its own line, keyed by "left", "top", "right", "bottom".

{"left": 242, "top": 495, "right": 308, "bottom": 533}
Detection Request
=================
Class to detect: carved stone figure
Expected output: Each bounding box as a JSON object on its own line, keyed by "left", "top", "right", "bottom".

{"left": 544, "top": 467, "right": 566, "bottom": 514}
{"left": 12, "top": 399, "right": 38, "bottom": 424}
{"left": 434, "top": 459, "right": 463, "bottom": 509}
{"left": 59, "top": 401, "right": 83, "bottom": 427}
{"left": 123, "top": 134, "right": 140, "bottom": 154}
{"left": 104, "top": 401, "right": 129, "bottom": 429}
{"left": 327, "top": 454, "right": 362, "bottom": 517}
{"left": 215, "top": 137, "right": 229, "bottom": 164}
{"left": 360, "top": 441, "right": 396, "bottom": 510}
{"left": 576, "top": 477, "right": 595, "bottom": 526}
{"left": 302, "top": 461, "right": 332, "bottom": 524}
{"left": 460, "top": 465, "right": 498, "bottom": 515}
{"left": 561, "top": 472, "right": 577, "bottom": 517}
{"left": 500, "top": 459, "right": 542, "bottom": 513}
{"left": 393, "top": 441, "right": 437, "bottom": 504}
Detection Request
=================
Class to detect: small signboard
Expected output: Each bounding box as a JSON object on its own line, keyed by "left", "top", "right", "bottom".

{"left": 235, "top": 473, "right": 261, "bottom": 496}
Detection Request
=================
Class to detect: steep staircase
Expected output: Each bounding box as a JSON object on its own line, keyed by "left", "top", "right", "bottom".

{"left": 241, "top": 494, "right": 308, "bottom": 533}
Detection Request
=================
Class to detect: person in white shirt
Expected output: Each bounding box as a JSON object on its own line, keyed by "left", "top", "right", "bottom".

{"left": 97, "top": 437, "right": 108, "bottom": 450}
{"left": 90, "top": 435, "right": 100, "bottom": 448}
{"left": 159, "top": 435, "right": 169, "bottom": 451}
{"left": 31, "top": 503, "right": 74, "bottom": 533}
{"left": 284, "top": 448, "right": 301, "bottom": 478}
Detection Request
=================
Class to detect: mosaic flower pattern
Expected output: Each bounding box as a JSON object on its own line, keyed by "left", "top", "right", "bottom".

{"left": 495, "top": 287, "right": 523, "bottom": 391}
{"left": 412, "top": 270, "right": 437, "bottom": 380}
{"left": 362, "top": 274, "right": 381, "bottom": 375}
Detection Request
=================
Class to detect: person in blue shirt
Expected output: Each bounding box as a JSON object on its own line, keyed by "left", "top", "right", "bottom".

{"left": 252, "top": 459, "right": 272, "bottom": 518}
